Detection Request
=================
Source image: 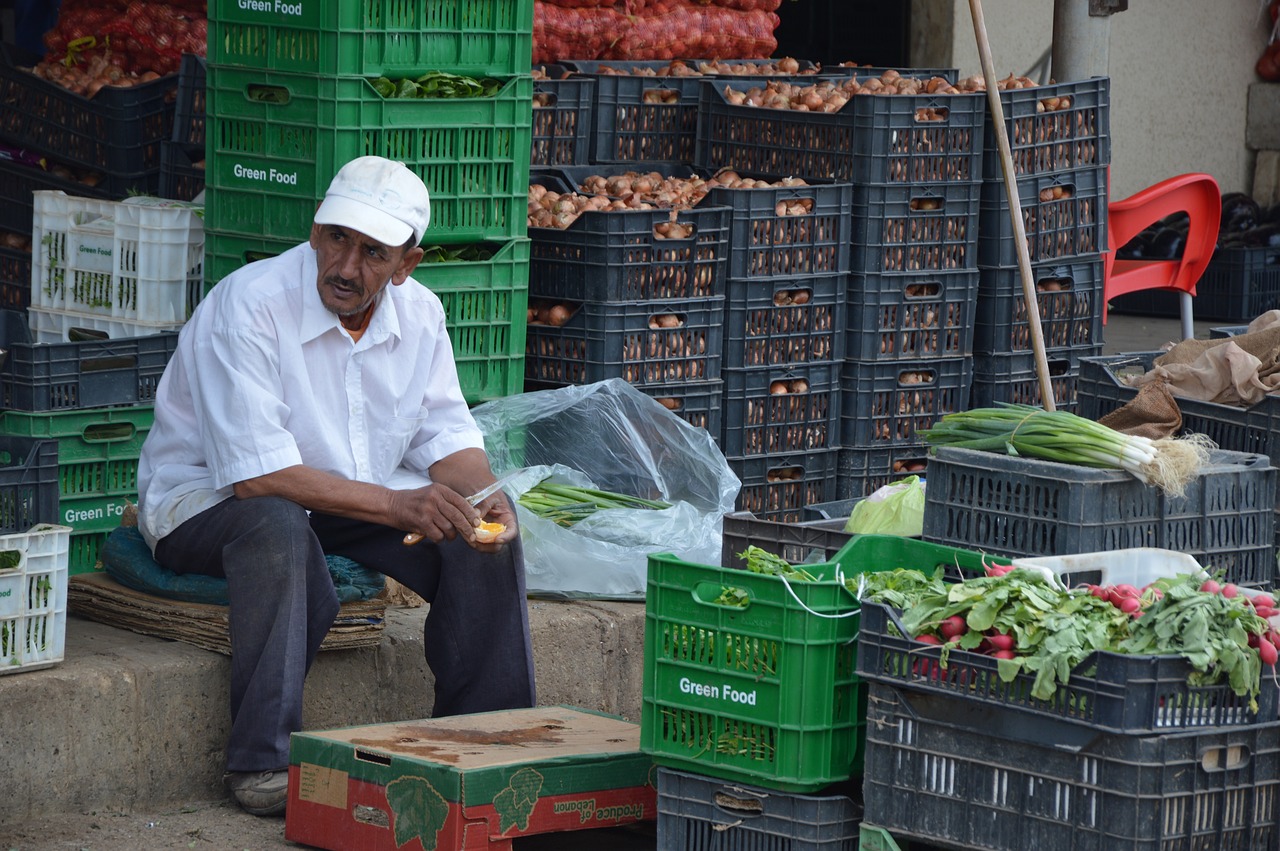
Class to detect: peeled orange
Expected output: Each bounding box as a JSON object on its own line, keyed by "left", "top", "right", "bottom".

{"left": 473, "top": 521, "right": 506, "bottom": 543}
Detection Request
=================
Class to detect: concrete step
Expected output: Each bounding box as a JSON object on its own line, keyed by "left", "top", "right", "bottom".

{"left": 0, "top": 599, "right": 645, "bottom": 825}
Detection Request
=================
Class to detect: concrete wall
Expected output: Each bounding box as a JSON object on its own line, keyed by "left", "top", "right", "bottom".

{"left": 911, "top": 0, "right": 1271, "bottom": 200}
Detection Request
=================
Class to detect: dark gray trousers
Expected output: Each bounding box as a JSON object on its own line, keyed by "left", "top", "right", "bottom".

{"left": 154, "top": 495, "right": 537, "bottom": 772}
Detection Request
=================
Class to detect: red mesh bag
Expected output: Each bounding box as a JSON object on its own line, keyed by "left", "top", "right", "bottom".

{"left": 534, "top": 2, "right": 631, "bottom": 62}
{"left": 604, "top": 3, "right": 778, "bottom": 60}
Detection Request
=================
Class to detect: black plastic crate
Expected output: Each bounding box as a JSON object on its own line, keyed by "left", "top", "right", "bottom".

{"left": 729, "top": 449, "right": 841, "bottom": 523}
{"left": 173, "top": 53, "right": 206, "bottom": 148}
{"left": 0, "top": 244, "right": 31, "bottom": 311}
{"left": 656, "top": 766, "right": 861, "bottom": 851}
{"left": 724, "top": 276, "right": 843, "bottom": 370}
{"left": 532, "top": 65, "right": 594, "bottom": 167}
{"left": 1109, "top": 244, "right": 1280, "bottom": 322}
{"left": 973, "top": 254, "right": 1105, "bottom": 356}
{"left": 695, "top": 83, "right": 985, "bottom": 185}
{"left": 720, "top": 510, "right": 854, "bottom": 570}
{"left": 0, "top": 435, "right": 58, "bottom": 532}
{"left": 836, "top": 444, "right": 929, "bottom": 501}
{"left": 977, "top": 165, "right": 1109, "bottom": 267}
{"left": 0, "top": 156, "right": 116, "bottom": 237}
{"left": 921, "top": 445, "right": 1277, "bottom": 587}
{"left": 709, "top": 176, "right": 853, "bottom": 283}
{"left": 844, "top": 269, "right": 979, "bottom": 361}
{"left": 525, "top": 297, "right": 724, "bottom": 387}
{"left": 862, "top": 682, "right": 1280, "bottom": 851}
{"left": 1210, "top": 325, "right": 1249, "bottom": 338}
{"left": 840, "top": 356, "right": 972, "bottom": 448}
{"left": 582, "top": 67, "right": 706, "bottom": 164}
{"left": 721, "top": 362, "right": 841, "bottom": 457}
{"left": 858, "top": 601, "right": 1278, "bottom": 734}
{"left": 970, "top": 346, "right": 1103, "bottom": 412}
{"left": 0, "top": 43, "right": 175, "bottom": 186}
{"left": 158, "top": 141, "right": 205, "bottom": 203}
{"left": 849, "top": 181, "right": 981, "bottom": 276}
{"left": 529, "top": 205, "right": 731, "bottom": 302}
{"left": 817, "top": 65, "right": 959, "bottom": 83}
{"left": 982, "top": 77, "right": 1111, "bottom": 179}
{"left": 0, "top": 310, "right": 179, "bottom": 411}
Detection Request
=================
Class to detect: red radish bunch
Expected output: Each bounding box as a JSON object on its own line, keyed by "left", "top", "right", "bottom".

{"left": 912, "top": 614, "right": 1018, "bottom": 661}
{"left": 1200, "top": 582, "right": 1280, "bottom": 666}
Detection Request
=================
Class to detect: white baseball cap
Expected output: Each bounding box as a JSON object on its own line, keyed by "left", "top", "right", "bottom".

{"left": 314, "top": 156, "right": 431, "bottom": 247}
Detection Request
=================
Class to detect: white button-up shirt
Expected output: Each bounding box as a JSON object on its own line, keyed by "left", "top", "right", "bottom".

{"left": 137, "top": 242, "right": 485, "bottom": 550}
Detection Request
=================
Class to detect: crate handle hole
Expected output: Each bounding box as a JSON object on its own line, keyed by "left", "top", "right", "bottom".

{"left": 1036, "top": 276, "right": 1073, "bottom": 293}
{"left": 914, "top": 106, "right": 949, "bottom": 123}
{"left": 898, "top": 370, "right": 935, "bottom": 386}
{"left": 909, "top": 197, "right": 943, "bottom": 212}
{"left": 903, "top": 282, "right": 941, "bottom": 299}
{"left": 245, "top": 84, "right": 290, "bottom": 105}
{"left": 693, "top": 579, "right": 751, "bottom": 610}
{"left": 81, "top": 355, "right": 138, "bottom": 374}
{"left": 82, "top": 422, "right": 136, "bottom": 444}
{"left": 641, "top": 87, "right": 682, "bottom": 104}
{"left": 712, "top": 791, "right": 766, "bottom": 817}
{"left": 772, "top": 288, "right": 811, "bottom": 307}
{"left": 1200, "top": 744, "right": 1251, "bottom": 772}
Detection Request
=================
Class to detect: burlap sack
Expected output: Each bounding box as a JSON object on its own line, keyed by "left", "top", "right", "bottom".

{"left": 1131, "top": 311, "right": 1280, "bottom": 406}
{"left": 1097, "top": 380, "right": 1183, "bottom": 440}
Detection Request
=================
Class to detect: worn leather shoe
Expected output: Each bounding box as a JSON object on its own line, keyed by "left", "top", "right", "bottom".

{"left": 223, "top": 769, "right": 288, "bottom": 816}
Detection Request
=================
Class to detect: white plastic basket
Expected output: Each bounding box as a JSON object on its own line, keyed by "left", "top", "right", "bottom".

{"left": 1010, "top": 548, "right": 1208, "bottom": 591}
{"left": 0, "top": 524, "right": 73, "bottom": 674}
{"left": 29, "top": 306, "right": 185, "bottom": 343}
{"left": 31, "top": 190, "right": 204, "bottom": 324}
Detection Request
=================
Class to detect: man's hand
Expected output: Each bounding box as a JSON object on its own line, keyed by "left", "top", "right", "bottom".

{"left": 393, "top": 484, "right": 482, "bottom": 545}
{"left": 471, "top": 493, "right": 519, "bottom": 552}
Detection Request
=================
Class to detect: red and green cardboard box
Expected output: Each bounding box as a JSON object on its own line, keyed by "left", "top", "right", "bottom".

{"left": 284, "top": 705, "right": 657, "bottom": 851}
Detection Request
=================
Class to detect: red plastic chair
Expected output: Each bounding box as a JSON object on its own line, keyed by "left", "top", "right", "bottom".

{"left": 1104, "top": 171, "right": 1221, "bottom": 341}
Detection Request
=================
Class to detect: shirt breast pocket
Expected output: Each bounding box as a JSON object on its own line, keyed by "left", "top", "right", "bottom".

{"left": 380, "top": 403, "right": 430, "bottom": 473}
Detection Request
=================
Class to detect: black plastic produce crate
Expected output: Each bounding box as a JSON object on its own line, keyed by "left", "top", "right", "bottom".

{"left": 0, "top": 156, "right": 116, "bottom": 237}
{"left": 977, "top": 165, "right": 1108, "bottom": 267}
{"left": 0, "top": 435, "right": 58, "bottom": 534}
{"left": 0, "top": 310, "right": 180, "bottom": 411}
{"left": 0, "top": 244, "right": 30, "bottom": 311}
{"left": 529, "top": 205, "right": 731, "bottom": 302}
{"left": 982, "top": 76, "right": 1111, "bottom": 179}
{"left": 158, "top": 141, "right": 205, "bottom": 203}
{"left": 173, "top": 53, "right": 206, "bottom": 148}
{"left": 858, "top": 601, "right": 1279, "bottom": 733}
{"left": 696, "top": 83, "right": 985, "bottom": 185}
{"left": 862, "top": 682, "right": 1280, "bottom": 851}
{"left": 1210, "top": 325, "right": 1249, "bottom": 338}
{"left": 849, "top": 181, "right": 981, "bottom": 276}
{"left": 721, "top": 362, "right": 840, "bottom": 457}
{"left": 708, "top": 175, "right": 853, "bottom": 283}
{"left": 840, "top": 356, "right": 972, "bottom": 448}
{"left": 728, "top": 449, "right": 840, "bottom": 523}
{"left": 720, "top": 510, "right": 853, "bottom": 569}
{"left": 656, "top": 766, "right": 861, "bottom": 851}
{"left": 973, "top": 254, "right": 1105, "bottom": 356}
{"left": 524, "top": 297, "right": 724, "bottom": 387}
{"left": 844, "top": 268, "right": 979, "bottom": 361}
{"left": 817, "top": 64, "right": 959, "bottom": 83}
{"left": 525, "top": 377, "right": 723, "bottom": 437}
{"left": 1109, "top": 243, "right": 1280, "bottom": 323}
{"left": 921, "top": 445, "right": 1277, "bottom": 587}
{"left": 836, "top": 444, "right": 928, "bottom": 501}
{"left": 0, "top": 43, "right": 174, "bottom": 189}
{"left": 576, "top": 63, "right": 706, "bottom": 164}
{"left": 531, "top": 65, "right": 594, "bottom": 167}
{"left": 724, "top": 276, "right": 843, "bottom": 370}
{"left": 970, "top": 346, "right": 1103, "bottom": 412}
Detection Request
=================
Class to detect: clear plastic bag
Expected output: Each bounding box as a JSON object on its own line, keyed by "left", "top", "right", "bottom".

{"left": 471, "top": 379, "right": 740, "bottom": 599}
{"left": 843, "top": 475, "right": 926, "bottom": 537}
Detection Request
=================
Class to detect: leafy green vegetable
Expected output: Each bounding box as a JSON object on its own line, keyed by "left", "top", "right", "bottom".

{"left": 736, "top": 546, "right": 817, "bottom": 581}
{"left": 370, "top": 71, "right": 504, "bottom": 99}
{"left": 420, "top": 244, "right": 495, "bottom": 263}
{"left": 0, "top": 550, "right": 20, "bottom": 571}
{"left": 714, "top": 586, "right": 749, "bottom": 608}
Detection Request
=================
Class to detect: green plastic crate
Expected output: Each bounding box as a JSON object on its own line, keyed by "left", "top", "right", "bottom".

{"left": 641, "top": 534, "right": 990, "bottom": 792}
{"left": 423, "top": 239, "right": 529, "bottom": 404}
{"left": 208, "top": 0, "right": 534, "bottom": 79}
{"left": 0, "top": 407, "right": 153, "bottom": 575}
{"left": 204, "top": 67, "right": 532, "bottom": 245}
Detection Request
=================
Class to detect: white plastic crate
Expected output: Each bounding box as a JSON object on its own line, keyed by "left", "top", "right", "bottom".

{"left": 1011, "top": 548, "right": 1208, "bottom": 591}
{"left": 0, "top": 524, "right": 73, "bottom": 674}
{"left": 31, "top": 190, "right": 204, "bottom": 324}
{"left": 29, "top": 306, "right": 185, "bottom": 343}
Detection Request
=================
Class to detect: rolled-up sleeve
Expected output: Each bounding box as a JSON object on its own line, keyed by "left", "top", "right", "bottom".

{"left": 399, "top": 307, "right": 486, "bottom": 473}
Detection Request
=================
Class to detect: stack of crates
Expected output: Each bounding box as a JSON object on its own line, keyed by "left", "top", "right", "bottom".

{"left": 202, "top": 0, "right": 535, "bottom": 405}
{"left": 971, "top": 78, "right": 1111, "bottom": 411}
{"left": 857, "top": 548, "right": 1280, "bottom": 850}
{"left": 524, "top": 165, "right": 732, "bottom": 432}
{"left": 644, "top": 535, "right": 992, "bottom": 849}
{"left": 2, "top": 190, "right": 194, "bottom": 574}
{"left": 0, "top": 41, "right": 180, "bottom": 312}
{"left": 159, "top": 53, "right": 208, "bottom": 203}
{"left": 693, "top": 68, "right": 985, "bottom": 509}
{"left": 713, "top": 174, "right": 852, "bottom": 522}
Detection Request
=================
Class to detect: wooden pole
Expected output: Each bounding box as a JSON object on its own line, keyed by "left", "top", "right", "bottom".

{"left": 968, "top": 0, "right": 1057, "bottom": 411}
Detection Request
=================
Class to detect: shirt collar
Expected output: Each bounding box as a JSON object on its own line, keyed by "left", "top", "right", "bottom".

{"left": 297, "top": 246, "right": 405, "bottom": 346}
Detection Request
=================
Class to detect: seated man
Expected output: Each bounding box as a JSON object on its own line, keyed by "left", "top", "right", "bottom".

{"left": 137, "top": 156, "right": 536, "bottom": 817}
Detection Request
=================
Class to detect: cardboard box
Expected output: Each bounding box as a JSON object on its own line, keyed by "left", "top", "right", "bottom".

{"left": 285, "top": 705, "right": 657, "bottom": 851}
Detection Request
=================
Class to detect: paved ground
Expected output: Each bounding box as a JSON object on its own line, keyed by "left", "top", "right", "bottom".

{"left": 0, "top": 313, "right": 1201, "bottom": 851}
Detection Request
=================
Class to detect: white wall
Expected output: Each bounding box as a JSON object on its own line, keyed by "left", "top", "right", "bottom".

{"left": 920, "top": 0, "right": 1271, "bottom": 199}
